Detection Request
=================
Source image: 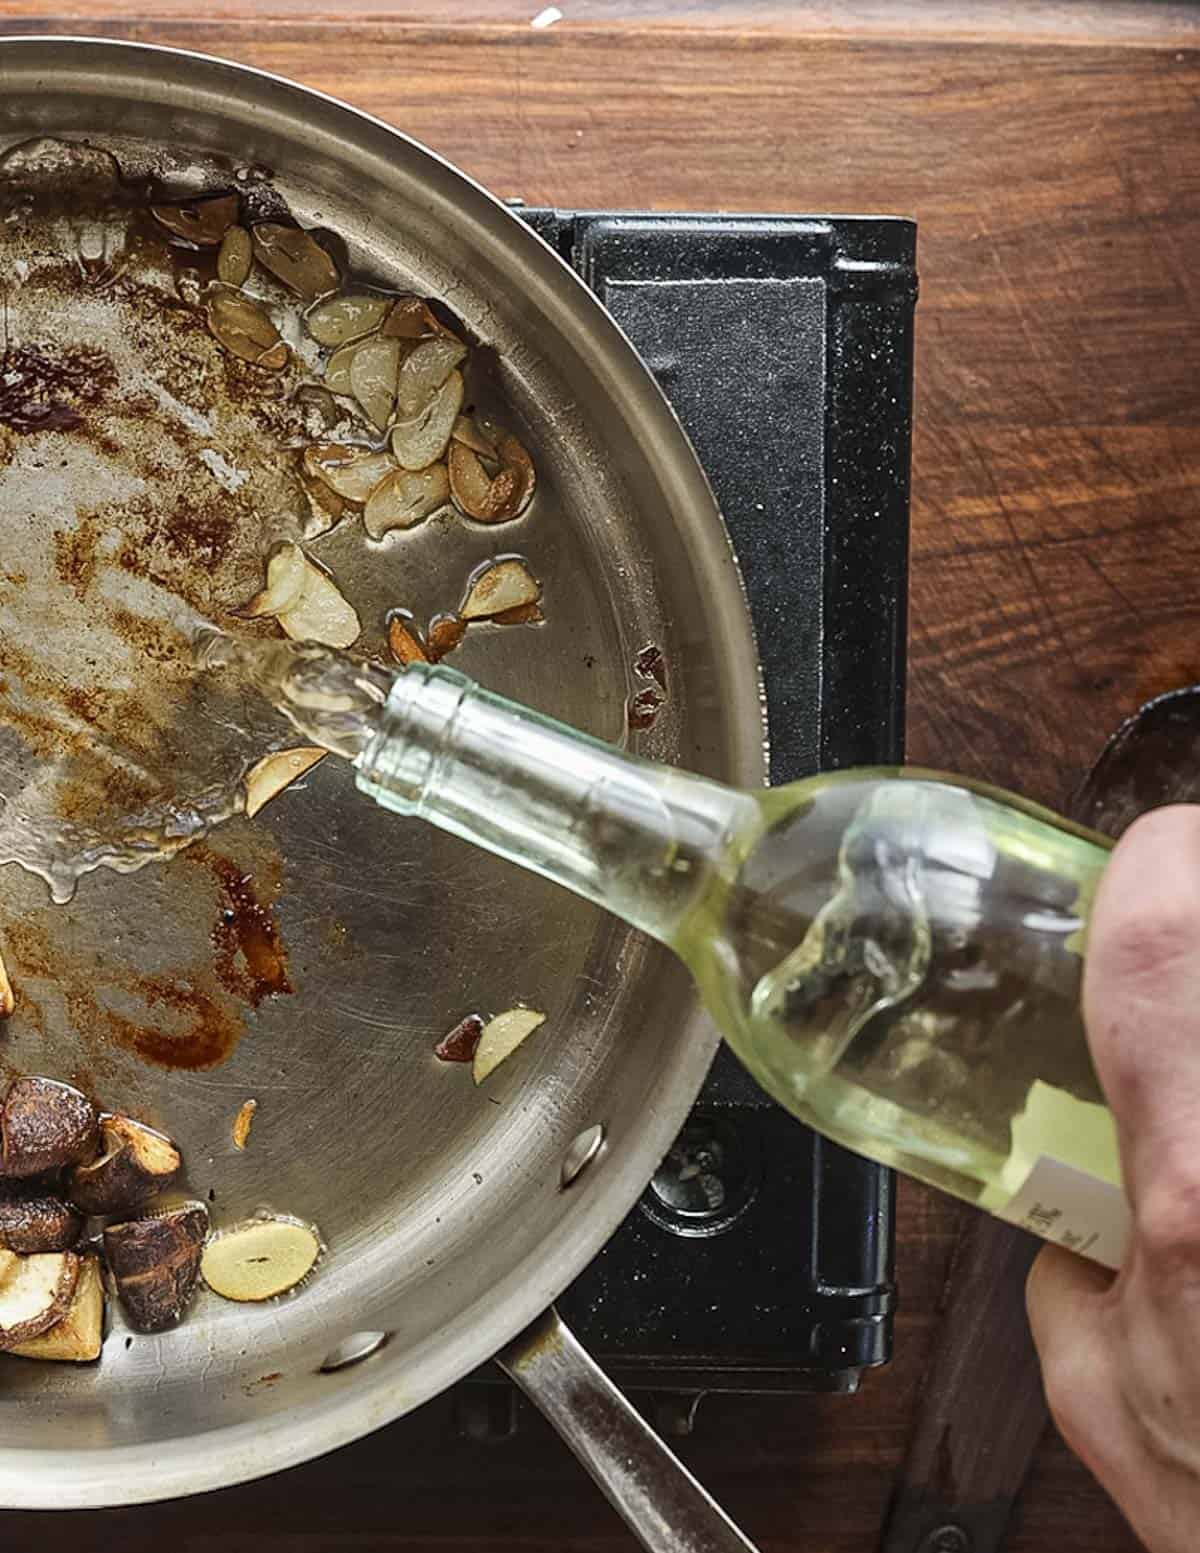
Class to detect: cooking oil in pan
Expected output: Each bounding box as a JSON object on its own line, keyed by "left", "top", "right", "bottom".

{"left": 0, "top": 138, "right": 311, "bottom": 901}
{"left": 209, "top": 633, "right": 1124, "bottom": 1267}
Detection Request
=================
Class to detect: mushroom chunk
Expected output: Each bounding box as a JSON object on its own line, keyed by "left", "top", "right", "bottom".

{"left": 9, "top": 1256, "right": 104, "bottom": 1362}
{"left": 0, "top": 1186, "right": 83, "bottom": 1253}
{"left": 104, "top": 1206, "right": 208, "bottom": 1333}
{"left": 0, "top": 1251, "right": 79, "bottom": 1350}
{"left": 0, "top": 1077, "right": 98, "bottom": 1178}
{"left": 67, "top": 1115, "right": 182, "bottom": 1218}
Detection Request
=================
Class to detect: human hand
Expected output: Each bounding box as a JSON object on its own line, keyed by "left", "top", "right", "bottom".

{"left": 1027, "top": 806, "right": 1200, "bottom": 1553}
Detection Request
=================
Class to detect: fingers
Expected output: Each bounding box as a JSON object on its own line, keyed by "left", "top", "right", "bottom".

{"left": 1083, "top": 806, "right": 1200, "bottom": 1214}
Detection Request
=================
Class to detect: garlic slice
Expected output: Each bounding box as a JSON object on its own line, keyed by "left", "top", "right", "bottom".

{"left": 231, "top": 1099, "right": 258, "bottom": 1152}
{"left": 473, "top": 1008, "right": 548, "bottom": 1085}
{"left": 349, "top": 337, "right": 403, "bottom": 429}
{"left": 0, "top": 948, "right": 12, "bottom": 1018}
{"left": 250, "top": 223, "right": 339, "bottom": 300}
{"left": 303, "top": 444, "right": 396, "bottom": 504}
{"left": 206, "top": 286, "right": 286, "bottom": 368}
{"left": 323, "top": 342, "right": 359, "bottom": 396}
{"left": 201, "top": 1215, "right": 322, "bottom": 1302}
{"left": 151, "top": 193, "right": 238, "bottom": 246}
{"left": 238, "top": 543, "right": 361, "bottom": 649}
{"left": 390, "top": 370, "right": 464, "bottom": 471}
{"left": 460, "top": 557, "right": 541, "bottom": 621}
{"left": 448, "top": 425, "right": 535, "bottom": 524}
{"left": 306, "top": 293, "right": 391, "bottom": 347}
{"left": 382, "top": 295, "right": 457, "bottom": 341}
{"left": 387, "top": 616, "right": 428, "bottom": 666}
{"left": 451, "top": 414, "right": 497, "bottom": 457}
{"left": 426, "top": 613, "right": 467, "bottom": 661}
{"left": 363, "top": 465, "right": 451, "bottom": 540}
{"left": 216, "top": 225, "right": 252, "bottom": 286}
{"left": 244, "top": 747, "right": 326, "bottom": 818}
{"left": 395, "top": 336, "right": 468, "bottom": 420}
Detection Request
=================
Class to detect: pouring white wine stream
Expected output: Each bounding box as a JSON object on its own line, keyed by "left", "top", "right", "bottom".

{"left": 205, "top": 631, "right": 1123, "bottom": 1269}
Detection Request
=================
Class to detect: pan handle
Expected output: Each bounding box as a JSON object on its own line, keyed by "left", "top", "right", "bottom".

{"left": 496, "top": 1306, "right": 760, "bottom": 1553}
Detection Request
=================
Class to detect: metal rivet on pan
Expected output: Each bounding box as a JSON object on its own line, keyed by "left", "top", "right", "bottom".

{"left": 560, "top": 1123, "right": 606, "bottom": 1189}
{"left": 319, "top": 1331, "right": 390, "bottom": 1373}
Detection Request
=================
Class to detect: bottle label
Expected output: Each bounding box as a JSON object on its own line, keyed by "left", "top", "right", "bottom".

{"left": 997, "top": 1154, "right": 1130, "bottom": 1270}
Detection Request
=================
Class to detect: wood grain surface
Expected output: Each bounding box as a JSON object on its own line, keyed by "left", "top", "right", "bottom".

{"left": 1, "top": 4, "right": 1195, "bottom": 1550}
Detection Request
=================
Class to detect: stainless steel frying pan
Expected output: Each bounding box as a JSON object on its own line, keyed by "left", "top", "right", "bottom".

{"left": 0, "top": 36, "right": 765, "bottom": 1549}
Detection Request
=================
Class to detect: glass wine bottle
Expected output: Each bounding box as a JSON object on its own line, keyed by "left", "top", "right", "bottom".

{"left": 301, "top": 654, "right": 1125, "bottom": 1268}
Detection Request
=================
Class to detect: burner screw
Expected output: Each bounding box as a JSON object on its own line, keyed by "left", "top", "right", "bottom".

{"left": 919, "top": 1527, "right": 970, "bottom": 1553}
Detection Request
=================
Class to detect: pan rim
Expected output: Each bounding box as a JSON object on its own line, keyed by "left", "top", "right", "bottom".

{"left": 0, "top": 32, "right": 766, "bottom": 1507}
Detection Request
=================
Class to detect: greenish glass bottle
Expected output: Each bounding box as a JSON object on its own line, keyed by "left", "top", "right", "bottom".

{"left": 343, "top": 660, "right": 1126, "bottom": 1268}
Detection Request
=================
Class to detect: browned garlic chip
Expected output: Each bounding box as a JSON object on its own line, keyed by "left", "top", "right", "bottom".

{"left": 216, "top": 225, "right": 253, "bottom": 286}
{"left": 459, "top": 557, "right": 541, "bottom": 621}
{"left": 448, "top": 421, "right": 535, "bottom": 524}
{"left": 205, "top": 286, "right": 287, "bottom": 368}
{"left": 231, "top": 1099, "right": 258, "bottom": 1151}
{"left": 151, "top": 193, "right": 238, "bottom": 246}
{"left": 251, "top": 223, "right": 340, "bottom": 300}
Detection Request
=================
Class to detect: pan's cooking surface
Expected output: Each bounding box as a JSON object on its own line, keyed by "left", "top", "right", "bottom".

{"left": 0, "top": 38, "right": 763, "bottom": 1504}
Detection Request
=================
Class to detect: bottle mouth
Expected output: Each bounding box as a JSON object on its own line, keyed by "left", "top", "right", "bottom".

{"left": 196, "top": 631, "right": 395, "bottom": 762}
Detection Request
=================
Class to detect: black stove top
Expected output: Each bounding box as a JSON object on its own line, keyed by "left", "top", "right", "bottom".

{"left": 463, "top": 209, "right": 915, "bottom": 1438}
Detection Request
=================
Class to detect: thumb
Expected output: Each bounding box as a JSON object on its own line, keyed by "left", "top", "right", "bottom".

{"left": 1026, "top": 1244, "right": 1120, "bottom": 1474}
{"left": 1026, "top": 1241, "right": 1115, "bottom": 1343}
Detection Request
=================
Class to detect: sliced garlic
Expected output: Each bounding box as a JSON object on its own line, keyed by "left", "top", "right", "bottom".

{"left": 201, "top": 1215, "right": 322, "bottom": 1302}
{"left": 448, "top": 425, "right": 535, "bottom": 524}
{"left": 349, "top": 337, "right": 403, "bottom": 430}
{"left": 151, "top": 193, "right": 238, "bottom": 246}
{"left": 363, "top": 464, "right": 451, "bottom": 540}
{"left": 460, "top": 557, "right": 541, "bottom": 621}
{"left": 299, "top": 471, "right": 348, "bottom": 539}
{"left": 303, "top": 444, "right": 396, "bottom": 504}
{"left": 452, "top": 414, "right": 498, "bottom": 458}
{"left": 323, "top": 342, "right": 359, "bottom": 396}
{"left": 216, "top": 225, "right": 252, "bottom": 286}
{"left": 390, "top": 370, "right": 464, "bottom": 471}
{"left": 231, "top": 1098, "right": 258, "bottom": 1151}
{"left": 238, "top": 543, "right": 308, "bottom": 620}
{"left": 206, "top": 286, "right": 285, "bottom": 367}
{"left": 306, "top": 293, "right": 391, "bottom": 347}
{"left": 395, "top": 336, "right": 468, "bottom": 421}
{"left": 244, "top": 747, "right": 326, "bottom": 818}
{"left": 0, "top": 947, "right": 12, "bottom": 1018}
{"left": 473, "top": 1008, "right": 548, "bottom": 1085}
{"left": 238, "top": 543, "right": 361, "bottom": 649}
{"left": 251, "top": 223, "right": 340, "bottom": 300}
{"left": 426, "top": 613, "right": 467, "bottom": 661}
{"left": 387, "top": 615, "right": 428, "bottom": 666}
{"left": 382, "top": 295, "right": 456, "bottom": 341}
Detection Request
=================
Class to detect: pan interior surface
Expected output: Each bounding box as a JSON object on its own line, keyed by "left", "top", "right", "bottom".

{"left": 0, "top": 38, "right": 763, "bottom": 1505}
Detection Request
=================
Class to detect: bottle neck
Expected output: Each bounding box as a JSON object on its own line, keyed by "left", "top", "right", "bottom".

{"left": 354, "top": 664, "right": 759, "bottom": 945}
